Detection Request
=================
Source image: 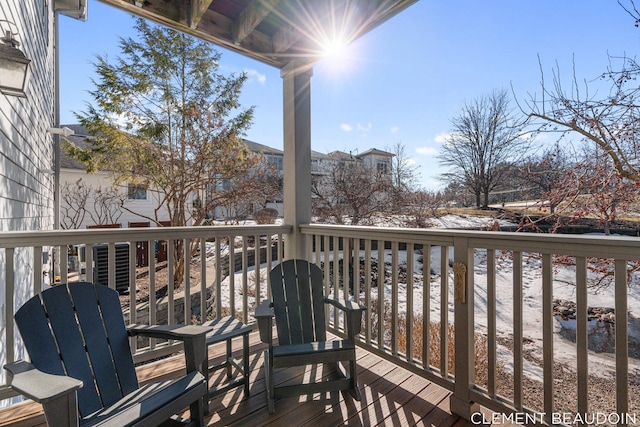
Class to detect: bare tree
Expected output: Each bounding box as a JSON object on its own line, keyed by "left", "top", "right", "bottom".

{"left": 60, "top": 179, "right": 125, "bottom": 229}
{"left": 388, "top": 141, "right": 420, "bottom": 192}
{"left": 404, "top": 190, "right": 445, "bottom": 228}
{"left": 520, "top": 142, "right": 575, "bottom": 213}
{"left": 545, "top": 148, "right": 640, "bottom": 234}
{"left": 60, "top": 180, "right": 91, "bottom": 229}
{"left": 524, "top": 1, "right": 640, "bottom": 184}
{"left": 525, "top": 54, "right": 640, "bottom": 184}
{"left": 312, "top": 161, "right": 391, "bottom": 225}
{"left": 439, "top": 89, "right": 529, "bottom": 208}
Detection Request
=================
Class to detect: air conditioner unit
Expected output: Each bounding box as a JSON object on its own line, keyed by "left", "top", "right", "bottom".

{"left": 55, "top": 0, "right": 87, "bottom": 21}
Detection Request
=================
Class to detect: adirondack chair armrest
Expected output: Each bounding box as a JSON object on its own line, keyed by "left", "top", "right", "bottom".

{"left": 325, "top": 298, "right": 367, "bottom": 338}
{"left": 127, "top": 324, "right": 212, "bottom": 374}
{"left": 4, "top": 360, "right": 83, "bottom": 404}
{"left": 254, "top": 299, "right": 274, "bottom": 344}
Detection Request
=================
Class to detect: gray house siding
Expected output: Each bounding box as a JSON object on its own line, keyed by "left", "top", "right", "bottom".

{"left": 0, "top": 0, "right": 55, "bottom": 232}
{"left": 0, "top": 0, "right": 57, "bottom": 403}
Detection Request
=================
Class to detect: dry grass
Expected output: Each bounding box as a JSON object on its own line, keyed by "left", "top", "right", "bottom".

{"left": 371, "top": 298, "right": 497, "bottom": 386}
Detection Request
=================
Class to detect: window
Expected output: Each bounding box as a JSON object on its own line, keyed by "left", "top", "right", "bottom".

{"left": 377, "top": 160, "right": 389, "bottom": 173}
{"left": 127, "top": 183, "right": 147, "bottom": 200}
{"left": 268, "top": 155, "right": 283, "bottom": 171}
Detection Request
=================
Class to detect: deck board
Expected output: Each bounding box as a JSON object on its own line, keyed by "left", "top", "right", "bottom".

{"left": 0, "top": 330, "right": 473, "bottom": 427}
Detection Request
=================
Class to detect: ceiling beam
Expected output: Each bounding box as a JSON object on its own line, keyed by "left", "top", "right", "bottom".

{"left": 232, "top": 0, "right": 279, "bottom": 45}
{"left": 272, "top": 24, "right": 301, "bottom": 54}
{"left": 189, "top": 0, "right": 214, "bottom": 29}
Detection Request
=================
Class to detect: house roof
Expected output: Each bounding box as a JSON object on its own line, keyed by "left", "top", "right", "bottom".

{"left": 96, "top": 0, "right": 418, "bottom": 70}
{"left": 60, "top": 124, "right": 92, "bottom": 170}
{"left": 243, "top": 139, "right": 283, "bottom": 155}
{"left": 357, "top": 148, "right": 394, "bottom": 158}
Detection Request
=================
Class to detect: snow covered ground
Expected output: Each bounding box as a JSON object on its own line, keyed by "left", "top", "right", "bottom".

{"left": 209, "top": 215, "right": 640, "bottom": 380}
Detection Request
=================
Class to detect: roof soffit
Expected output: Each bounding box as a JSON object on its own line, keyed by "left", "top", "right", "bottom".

{"left": 96, "top": 0, "right": 419, "bottom": 69}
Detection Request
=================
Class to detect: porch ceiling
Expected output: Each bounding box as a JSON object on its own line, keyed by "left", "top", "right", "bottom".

{"left": 96, "top": 0, "right": 418, "bottom": 69}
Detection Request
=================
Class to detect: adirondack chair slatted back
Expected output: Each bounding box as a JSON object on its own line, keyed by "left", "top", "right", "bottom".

{"left": 14, "top": 282, "right": 139, "bottom": 418}
{"left": 269, "top": 259, "right": 327, "bottom": 345}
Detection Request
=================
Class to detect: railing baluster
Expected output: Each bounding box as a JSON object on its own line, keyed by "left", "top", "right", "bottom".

{"left": 33, "top": 246, "right": 42, "bottom": 294}
{"left": 242, "top": 236, "right": 249, "bottom": 324}
{"left": 168, "top": 240, "right": 175, "bottom": 325}
{"left": 377, "top": 239, "right": 384, "bottom": 351}
{"left": 60, "top": 245, "right": 68, "bottom": 285}
{"left": 440, "top": 245, "right": 448, "bottom": 377}
{"left": 423, "top": 244, "right": 431, "bottom": 369}
{"left": 6, "top": 248, "right": 15, "bottom": 366}
{"left": 149, "top": 239, "right": 156, "bottom": 350}
{"left": 391, "top": 241, "right": 399, "bottom": 356}
{"left": 615, "top": 259, "right": 629, "bottom": 421}
{"left": 129, "top": 241, "right": 137, "bottom": 329}
{"left": 576, "top": 256, "right": 588, "bottom": 419}
{"left": 343, "top": 238, "right": 350, "bottom": 304}
{"left": 364, "top": 238, "right": 372, "bottom": 344}
{"left": 254, "top": 234, "right": 260, "bottom": 306}
{"left": 323, "top": 235, "right": 330, "bottom": 323}
{"left": 542, "top": 252, "right": 554, "bottom": 422}
{"left": 184, "top": 239, "right": 191, "bottom": 325}
{"left": 215, "top": 238, "right": 221, "bottom": 319}
{"left": 333, "top": 237, "right": 339, "bottom": 327}
{"left": 406, "top": 242, "right": 414, "bottom": 362}
{"left": 230, "top": 235, "right": 236, "bottom": 317}
{"left": 354, "top": 238, "right": 362, "bottom": 298}
{"left": 200, "top": 238, "right": 207, "bottom": 322}
{"left": 487, "top": 249, "right": 496, "bottom": 398}
{"left": 513, "top": 251, "right": 523, "bottom": 410}
{"left": 85, "top": 243, "right": 94, "bottom": 283}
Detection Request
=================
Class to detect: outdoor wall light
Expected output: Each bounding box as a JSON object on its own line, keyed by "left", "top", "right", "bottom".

{"left": 0, "top": 30, "right": 31, "bottom": 97}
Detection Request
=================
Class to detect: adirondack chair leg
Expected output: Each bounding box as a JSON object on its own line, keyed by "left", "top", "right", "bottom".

{"left": 189, "top": 397, "right": 205, "bottom": 427}
{"left": 264, "top": 349, "right": 275, "bottom": 414}
{"left": 349, "top": 358, "right": 361, "bottom": 401}
{"left": 42, "top": 392, "right": 79, "bottom": 427}
{"left": 332, "top": 359, "right": 361, "bottom": 401}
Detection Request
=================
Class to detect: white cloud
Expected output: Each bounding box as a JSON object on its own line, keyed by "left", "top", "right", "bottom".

{"left": 243, "top": 68, "right": 267, "bottom": 84}
{"left": 390, "top": 126, "right": 400, "bottom": 134}
{"left": 434, "top": 132, "right": 450, "bottom": 144}
{"left": 357, "top": 122, "right": 372, "bottom": 132}
{"left": 405, "top": 158, "right": 417, "bottom": 166}
{"left": 416, "top": 146, "right": 439, "bottom": 156}
{"left": 340, "top": 123, "right": 353, "bottom": 132}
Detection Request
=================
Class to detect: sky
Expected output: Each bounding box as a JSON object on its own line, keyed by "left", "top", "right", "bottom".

{"left": 58, "top": 0, "right": 640, "bottom": 189}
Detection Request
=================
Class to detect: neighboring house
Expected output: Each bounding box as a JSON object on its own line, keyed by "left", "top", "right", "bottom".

{"left": 357, "top": 148, "right": 394, "bottom": 174}
{"left": 230, "top": 143, "right": 391, "bottom": 219}
{"left": 60, "top": 124, "right": 171, "bottom": 228}
{"left": 326, "top": 148, "right": 394, "bottom": 173}
{"left": 229, "top": 140, "right": 332, "bottom": 218}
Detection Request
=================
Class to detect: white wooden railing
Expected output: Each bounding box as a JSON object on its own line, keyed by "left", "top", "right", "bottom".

{"left": 1, "top": 223, "right": 638, "bottom": 425}
{"left": 0, "top": 224, "right": 291, "bottom": 401}
{"left": 301, "top": 224, "right": 639, "bottom": 426}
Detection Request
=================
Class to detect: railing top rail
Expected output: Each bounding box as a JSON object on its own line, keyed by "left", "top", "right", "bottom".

{"left": 302, "top": 223, "right": 640, "bottom": 258}
{"left": 0, "top": 224, "right": 293, "bottom": 248}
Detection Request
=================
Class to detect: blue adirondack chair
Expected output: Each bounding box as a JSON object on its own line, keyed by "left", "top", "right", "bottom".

{"left": 255, "top": 259, "right": 366, "bottom": 414}
{"left": 4, "top": 282, "right": 211, "bottom": 426}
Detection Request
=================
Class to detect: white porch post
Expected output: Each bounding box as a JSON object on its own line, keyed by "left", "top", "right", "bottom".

{"left": 450, "top": 237, "right": 481, "bottom": 419}
{"left": 281, "top": 61, "right": 313, "bottom": 260}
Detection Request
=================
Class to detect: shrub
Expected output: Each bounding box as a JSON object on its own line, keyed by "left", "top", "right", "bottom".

{"left": 253, "top": 208, "right": 278, "bottom": 224}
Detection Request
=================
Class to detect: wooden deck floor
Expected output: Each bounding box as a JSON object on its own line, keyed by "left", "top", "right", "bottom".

{"left": 0, "top": 331, "right": 479, "bottom": 427}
